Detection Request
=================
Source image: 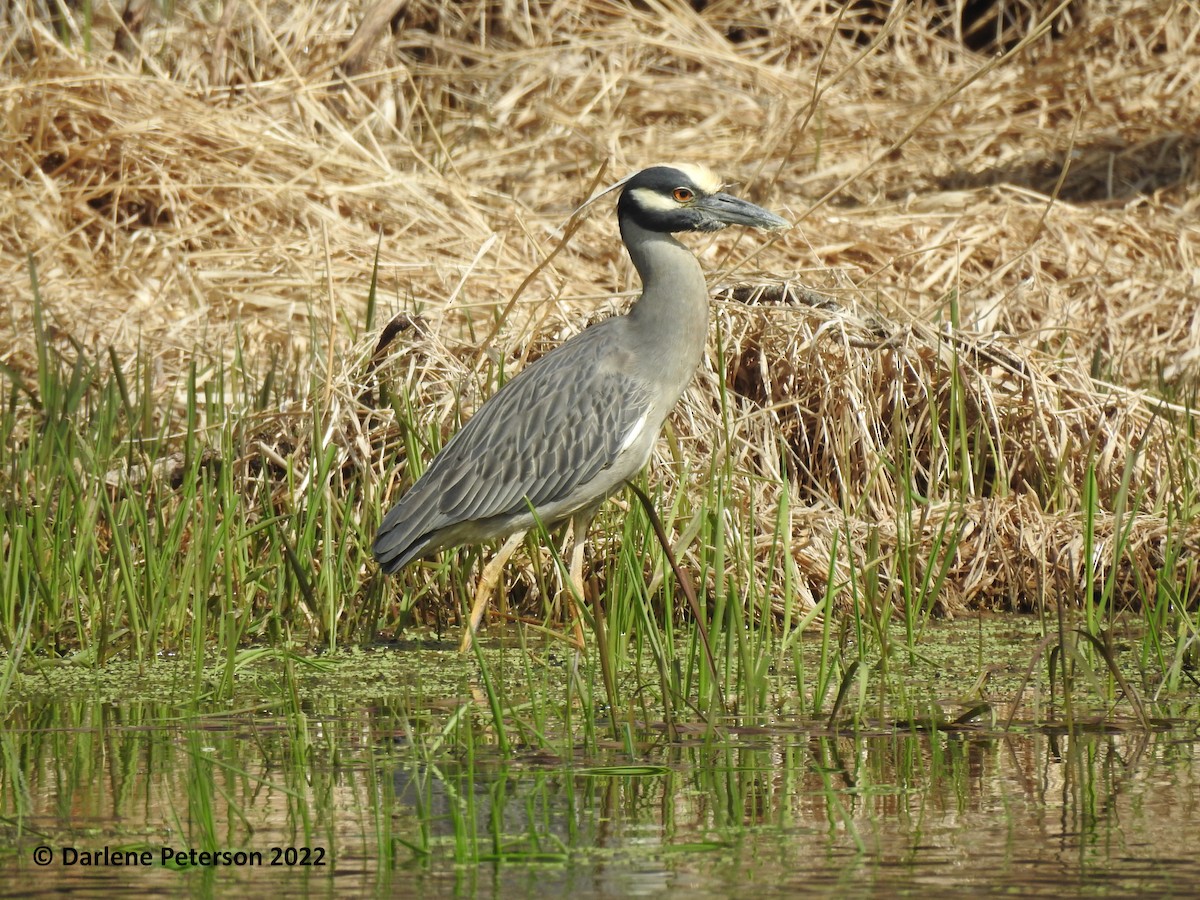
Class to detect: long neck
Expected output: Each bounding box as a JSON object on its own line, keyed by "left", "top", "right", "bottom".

{"left": 619, "top": 216, "right": 710, "bottom": 403}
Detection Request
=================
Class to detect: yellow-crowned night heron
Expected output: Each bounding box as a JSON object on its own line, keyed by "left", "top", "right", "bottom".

{"left": 374, "top": 164, "right": 787, "bottom": 649}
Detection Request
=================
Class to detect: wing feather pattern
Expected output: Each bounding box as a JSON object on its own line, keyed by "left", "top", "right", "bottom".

{"left": 373, "top": 321, "right": 653, "bottom": 571}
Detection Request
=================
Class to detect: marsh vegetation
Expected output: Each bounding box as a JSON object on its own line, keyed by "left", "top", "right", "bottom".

{"left": 1, "top": 0, "right": 1198, "bottom": 894}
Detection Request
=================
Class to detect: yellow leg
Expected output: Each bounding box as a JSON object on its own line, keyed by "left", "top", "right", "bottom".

{"left": 460, "top": 531, "right": 525, "bottom": 653}
{"left": 565, "top": 511, "right": 593, "bottom": 650}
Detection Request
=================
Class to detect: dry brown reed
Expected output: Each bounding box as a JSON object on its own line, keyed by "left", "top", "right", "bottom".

{"left": 2, "top": 0, "right": 1197, "bottom": 620}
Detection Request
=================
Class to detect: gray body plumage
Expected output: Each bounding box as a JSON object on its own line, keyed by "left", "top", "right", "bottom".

{"left": 373, "top": 164, "right": 786, "bottom": 579}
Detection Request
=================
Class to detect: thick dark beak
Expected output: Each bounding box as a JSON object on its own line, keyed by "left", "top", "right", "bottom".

{"left": 699, "top": 192, "right": 790, "bottom": 230}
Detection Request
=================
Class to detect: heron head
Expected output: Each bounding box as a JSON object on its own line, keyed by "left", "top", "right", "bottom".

{"left": 617, "top": 164, "right": 789, "bottom": 234}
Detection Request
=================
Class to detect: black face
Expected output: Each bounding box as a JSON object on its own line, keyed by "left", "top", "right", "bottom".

{"left": 617, "top": 165, "right": 788, "bottom": 235}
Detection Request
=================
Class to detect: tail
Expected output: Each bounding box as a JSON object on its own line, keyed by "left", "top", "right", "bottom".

{"left": 372, "top": 493, "right": 434, "bottom": 574}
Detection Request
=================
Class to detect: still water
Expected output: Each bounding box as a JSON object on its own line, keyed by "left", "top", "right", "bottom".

{"left": 0, "top": 635, "right": 1197, "bottom": 897}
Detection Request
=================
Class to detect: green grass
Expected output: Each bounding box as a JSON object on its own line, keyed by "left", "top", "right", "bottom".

{"left": 2, "top": 260, "right": 1199, "bottom": 754}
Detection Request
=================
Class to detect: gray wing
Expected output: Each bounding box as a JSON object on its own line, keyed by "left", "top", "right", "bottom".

{"left": 374, "top": 321, "right": 653, "bottom": 571}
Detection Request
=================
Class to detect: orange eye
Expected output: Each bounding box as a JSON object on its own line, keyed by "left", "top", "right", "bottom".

{"left": 672, "top": 187, "right": 694, "bottom": 203}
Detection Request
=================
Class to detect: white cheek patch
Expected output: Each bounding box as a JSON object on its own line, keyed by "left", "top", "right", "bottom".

{"left": 617, "top": 410, "right": 651, "bottom": 454}
{"left": 628, "top": 187, "right": 681, "bottom": 214}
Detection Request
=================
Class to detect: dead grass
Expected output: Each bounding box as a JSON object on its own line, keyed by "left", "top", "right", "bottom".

{"left": 1, "top": 0, "right": 1198, "bottom": 623}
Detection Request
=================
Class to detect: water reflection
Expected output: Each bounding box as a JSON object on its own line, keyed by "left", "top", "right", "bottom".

{"left": 1, "top": 699, "right": 1196, "bottom": 897}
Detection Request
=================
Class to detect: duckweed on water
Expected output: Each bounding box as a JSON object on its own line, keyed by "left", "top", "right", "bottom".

{"left": 3, "top": 643, "right": 472, "bottom": 709}
{"left": 3, "top": 616, "right": 1183, "bottom": 736}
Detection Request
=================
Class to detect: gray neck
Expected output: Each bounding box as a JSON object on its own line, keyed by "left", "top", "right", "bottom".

{"left": 619, "top": 217, "right": 710, "bottom": 406}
